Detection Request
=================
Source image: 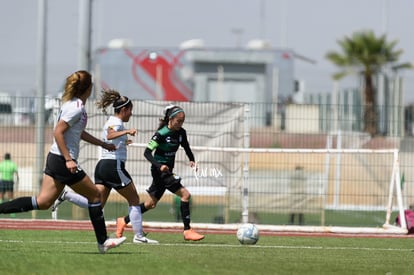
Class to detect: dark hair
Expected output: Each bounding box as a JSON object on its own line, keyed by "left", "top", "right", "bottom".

{"left": 158, "top": 105, "right": 184, "bottom": 130}
{"left": 4, "top": 153, "right": 11, "bottom": 160}
{"left": 96, "top": 89, "right": 132, "bottom": 115}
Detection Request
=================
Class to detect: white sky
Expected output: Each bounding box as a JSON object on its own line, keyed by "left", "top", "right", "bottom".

{"left": 1, "top": 0, "right": 413, "bottom": 102}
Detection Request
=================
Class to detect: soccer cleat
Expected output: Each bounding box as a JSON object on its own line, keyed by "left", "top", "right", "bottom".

{"left": 183, "top": 229, "right": 205, "bottom": 241}
{"left": 51, "top": 190, "right": 67, "bottom": 212}
{"left": 133, "top": 235, "right": 159, "bottom": 244}
{"left": 98, "top": 236, "right": 126, "bottom": 254}
{"left": 116, "top": 217, "right": 127, "bottom": 238}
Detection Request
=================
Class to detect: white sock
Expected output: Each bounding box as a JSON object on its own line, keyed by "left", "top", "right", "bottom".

{"left": 65, "top": 192, "right": 89, "bottom": 208}
{"left": 129, "top": 205, "right": 143, "bottom": 237}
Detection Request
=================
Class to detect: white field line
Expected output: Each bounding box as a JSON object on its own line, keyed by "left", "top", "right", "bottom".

{"left": 0, "top": 239, "right": 411, "bottom": 252}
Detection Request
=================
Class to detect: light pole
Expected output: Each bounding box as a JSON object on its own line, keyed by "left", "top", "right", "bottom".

{"left": 35, "top": 0, "right": 47, "bottom": 200}
{"left": 78, "top": 0, "right": 93, "bottom": 70}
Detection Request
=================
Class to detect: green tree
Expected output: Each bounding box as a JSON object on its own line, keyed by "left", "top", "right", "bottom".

{"left": 326, "top": 30, "right": 405, "bottom": 136}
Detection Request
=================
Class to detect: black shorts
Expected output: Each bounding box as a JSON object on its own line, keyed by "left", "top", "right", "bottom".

{"left": 44, "top": 153, "right": 87, "bottom": 186}
{"left": 0, "top": 180, "right": 14, "bottom": 192}
{"left": 146, "top": 169, "right": 183, "bottom": 200}
{"left": 94, "top": 159, "right": 132, "bottom": 190}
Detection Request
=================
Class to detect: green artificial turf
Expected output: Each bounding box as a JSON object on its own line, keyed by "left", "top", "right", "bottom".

{"left": 0, "top": 229, "right": 413, "bottom": 275}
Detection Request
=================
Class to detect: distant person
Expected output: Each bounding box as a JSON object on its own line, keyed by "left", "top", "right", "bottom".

{"left": 116, "top": 104, "right": 205, "bottom": 241}
{"left": 52, "top": 89, "right": 158, "bottom": 244}
{"left": 0, "top": 153, "right": 19, "bottom": 203}
{"left": 0, "top": 70, "right": 126, "bottom": 253}
{"left": 289, "top": 165, "right": 306, "bottom": 225}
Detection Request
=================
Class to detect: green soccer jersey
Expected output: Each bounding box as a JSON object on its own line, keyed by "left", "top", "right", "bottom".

{"left": 0, "top": 160, "right": 18, "bottom": 181}
{"left": 146, "top": 126, "right": 195, "bottom": 170}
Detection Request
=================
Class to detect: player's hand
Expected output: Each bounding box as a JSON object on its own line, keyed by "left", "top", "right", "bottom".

{"left": 160, "top": 165, "right": 170, "bottom": 173}
{"left": 190, "top": 161, "right": 198, "bottom": 172}
{"left": 128, "top": 129, "right": 137, "bottom": 136}
{"left": 66, "top": 160, "right": 78, "bottom": 174}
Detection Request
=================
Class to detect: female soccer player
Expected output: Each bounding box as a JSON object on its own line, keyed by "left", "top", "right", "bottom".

{"left": 116, "top": 104, "right": 204, "bottom": 241}
{"left": 53, "top": 89, "right": 158, "bottom": 244}
{"left": 0, "top": 70, "right": 126, "bottom": 253}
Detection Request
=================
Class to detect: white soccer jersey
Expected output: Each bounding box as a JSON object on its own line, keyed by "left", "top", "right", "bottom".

{"left": 49, "top": 97, "right": 87, "bottom": 160}
{"left": 101, "top": 116, "right": 127, "bottom": 161}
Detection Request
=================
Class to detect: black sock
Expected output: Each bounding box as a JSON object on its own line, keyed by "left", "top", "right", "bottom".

{"left": 0, "top": 197, "right": 36, "bottom": 214}
{"left": 124, "top": 215, "right": 130, "bottom": 224}
{"left": 88, "top": 202, "right": 107, "bottom": 244}
{"left": 139, "top": 203, "right": 148, "bottom": 214}
{"left": 180, "top": 201, "right": 191, "bottom": 230}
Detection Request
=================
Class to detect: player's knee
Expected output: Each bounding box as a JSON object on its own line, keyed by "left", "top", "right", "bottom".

{"left": 146, "top": 200, "right": 157, "bottom": 209}
{"left": 129, "top": 198, "right": 140, "bottom": 206}
{"left": 37, "top": 199, "right": 54, "bottom": 210}
{"left": 180, "top": 189, "right": 191, "bottom": 202}
{"left": 81, "top": 192, "right": 100, "bottom": 205}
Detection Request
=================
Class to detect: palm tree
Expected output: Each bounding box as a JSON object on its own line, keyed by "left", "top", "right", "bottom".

{"left": 326, "top": 30, "right": 405, "bottom": 136}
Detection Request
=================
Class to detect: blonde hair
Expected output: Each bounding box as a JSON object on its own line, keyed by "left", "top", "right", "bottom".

{"left": 61, "top": 70, "right": 92, "bottom": 103}
{"left": 96, "top": 89, "right": 132, "bottom": 115}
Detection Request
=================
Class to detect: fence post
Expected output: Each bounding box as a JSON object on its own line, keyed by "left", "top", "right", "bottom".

{"left": 241, "top": 104, "right": 250, "bottom": 224}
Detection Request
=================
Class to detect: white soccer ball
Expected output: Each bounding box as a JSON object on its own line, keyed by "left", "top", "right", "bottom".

{"left": 237, "top": 223, "right": 259, "bottom": 245}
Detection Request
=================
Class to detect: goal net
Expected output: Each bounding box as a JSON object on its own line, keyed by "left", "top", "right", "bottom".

{"left": 126, "top": 144, "right": 407, "bottom": 234}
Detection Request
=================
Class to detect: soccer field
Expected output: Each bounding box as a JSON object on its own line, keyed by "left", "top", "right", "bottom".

{"left": 0, "top": 228, "right": 413, "bottom": 275}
